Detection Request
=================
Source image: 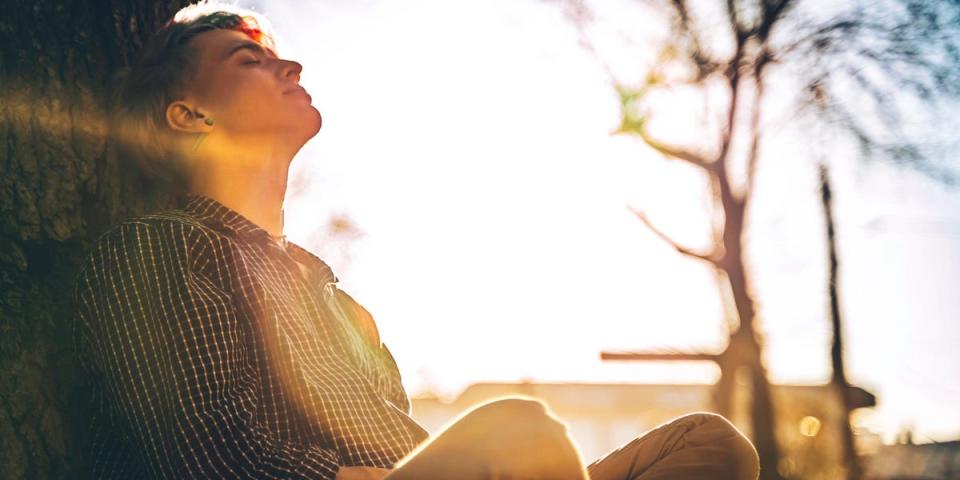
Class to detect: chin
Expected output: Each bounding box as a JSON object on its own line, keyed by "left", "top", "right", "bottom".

{"left": 306, "top": 107, "right": 322, "bottom": 135}
{"left": 279, "top": 106, "right": 323, "bottom": 144}
{"left": 294, "top": 108, "right": 323, "bottom": 139}
{"left": 311, "top": 108, "right": 323, "bottom": 133}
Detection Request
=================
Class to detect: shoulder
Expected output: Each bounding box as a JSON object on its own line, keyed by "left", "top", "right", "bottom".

{"left": 84, "top": 210, "right": 214, "bottom": 257}
{"left": 74, "top": 209, "right": 229, "bottom": 287}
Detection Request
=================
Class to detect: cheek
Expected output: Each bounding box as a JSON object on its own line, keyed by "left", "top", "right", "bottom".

{"left": 208, "top": 71, "right": 277, "bottom": 116}
{"left": 237, "top": 95, "right": 288, "bottom": 129}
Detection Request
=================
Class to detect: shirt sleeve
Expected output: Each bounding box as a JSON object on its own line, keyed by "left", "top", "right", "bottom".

{"left": 73, "top": 221, "right": 343, "bottom": 479}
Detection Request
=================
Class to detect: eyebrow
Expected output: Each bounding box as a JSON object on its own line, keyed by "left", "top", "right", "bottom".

{"left": 223, "top": 41, "right": 277, "bottom": 60}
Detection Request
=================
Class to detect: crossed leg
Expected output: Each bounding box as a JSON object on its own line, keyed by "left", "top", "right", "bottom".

{"left": 386, "top": 397, "right": 759, "bottom": 480}
{"left": 586, "top": 412, "right": 760, "bottom": 480}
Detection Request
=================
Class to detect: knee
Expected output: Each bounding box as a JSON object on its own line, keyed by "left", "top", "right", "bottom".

{"left": 472, "top": 398, "right": 584, "bottom": 477}
{"left": 475, "top": 397, "right": 549, "bottom": 417}
{"left": 676, "top": 413, "right": 760, "bottom": 480}
{"left": 468, "top": 397, "right": 554, "bottom": 427}
{"left": 469, "top": 397, "right": 569, "bottom": 439}
{"left": 676, "top": 411, "right": 737, "bottom": 429}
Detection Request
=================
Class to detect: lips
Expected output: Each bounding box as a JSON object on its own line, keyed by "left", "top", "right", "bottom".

{"left": 283, "top": 85, "right": 312, "bottom": 102}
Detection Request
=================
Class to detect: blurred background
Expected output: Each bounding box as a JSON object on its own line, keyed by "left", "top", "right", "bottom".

{"left": 1, "top": 0, "right": 958, "bottom": 478}
{"left": 255, "top": 0, "right": 960, "bottom": 478}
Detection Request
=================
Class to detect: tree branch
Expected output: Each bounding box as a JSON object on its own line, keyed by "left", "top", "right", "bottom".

{"left": 745, "top": 59, "right": 768, "bottom": 204}
{"left": 726, "top": 0, "right": 748, "bottom": 47}
{"left": 757, "top": 0, "right": 795, "bottom": 41}
{"left": 671, "top": 0, "right": 723, "bottom": 80}
{"left": 628, "top": 206, "right": 720, "bottom": 265}
{"left": 638, "top": 127, "right": 716, "bottom": 173}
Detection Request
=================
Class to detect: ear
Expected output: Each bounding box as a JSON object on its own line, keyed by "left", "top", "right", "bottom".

{"left": 165, "top": 100, "right": 213, "bottom": 134}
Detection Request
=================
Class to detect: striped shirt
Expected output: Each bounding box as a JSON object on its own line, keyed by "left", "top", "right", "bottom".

{"left": 72, "top": 193, "right": 429, "bottom": 479}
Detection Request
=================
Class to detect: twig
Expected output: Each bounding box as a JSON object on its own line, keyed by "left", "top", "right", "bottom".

{"left": 628, "top": 206, "right": 719, "bottom": 265}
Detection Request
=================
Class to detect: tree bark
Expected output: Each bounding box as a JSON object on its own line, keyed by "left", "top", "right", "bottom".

{"left": 0, "top": 1, "right": 188, "bottom": 477}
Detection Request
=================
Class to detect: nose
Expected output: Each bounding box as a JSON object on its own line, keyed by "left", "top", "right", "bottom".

{"left": 280, "top": 59, "right": 303, "bottom": 82}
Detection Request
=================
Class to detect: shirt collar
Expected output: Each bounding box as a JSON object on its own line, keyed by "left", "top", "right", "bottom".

{"left": 177, "top": 192, "right": 339, "bottom": 283}
{"left": 179, "top": 192, "right": 277, "bottom": 243}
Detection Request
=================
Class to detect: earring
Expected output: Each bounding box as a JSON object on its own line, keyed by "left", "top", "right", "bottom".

{"left": 192, "top": 117, "right": 215, "bottom": 150}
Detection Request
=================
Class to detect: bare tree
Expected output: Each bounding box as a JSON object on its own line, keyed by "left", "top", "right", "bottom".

{"left": 552, "top": 0, "right": 959, "bottom": 479}
{"left": 0, "top": 2, "right": 190, "bottom": 478}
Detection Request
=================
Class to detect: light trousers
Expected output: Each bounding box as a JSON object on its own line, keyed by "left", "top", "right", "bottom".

{"left": 385, "top": 398, "right": 760, "bottom": 480}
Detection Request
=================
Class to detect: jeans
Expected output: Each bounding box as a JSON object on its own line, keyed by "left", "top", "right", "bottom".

{"left": 385, "top": 397, "right": 760, "bottom": 480}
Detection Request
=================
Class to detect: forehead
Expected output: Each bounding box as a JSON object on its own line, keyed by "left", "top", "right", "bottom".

{"left": 189, "top": 28, "right": 277, "bottom": 62}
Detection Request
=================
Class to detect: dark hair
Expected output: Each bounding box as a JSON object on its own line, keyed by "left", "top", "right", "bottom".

{"left": 110, "top": 2, "right": 276, "bottom": 198}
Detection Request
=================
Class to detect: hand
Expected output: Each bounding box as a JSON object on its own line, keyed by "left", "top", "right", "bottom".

{"left": 335, "top": 466, "right": 393, "bottom": 480}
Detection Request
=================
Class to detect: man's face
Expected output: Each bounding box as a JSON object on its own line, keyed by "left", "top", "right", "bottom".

{"left": 184, "top": 28, "right": 321, "bottom": 144}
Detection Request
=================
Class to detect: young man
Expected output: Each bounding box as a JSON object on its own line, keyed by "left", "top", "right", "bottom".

{"left": 72, "top": 3, "right": 761, "bottom": 479}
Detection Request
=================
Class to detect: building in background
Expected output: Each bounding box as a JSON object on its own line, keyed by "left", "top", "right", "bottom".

{"left": 862, "top": 439, "right": 960, "bottom": 480}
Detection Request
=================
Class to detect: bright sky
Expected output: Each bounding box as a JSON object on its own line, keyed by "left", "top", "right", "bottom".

{"left": 246, "top": 0, "right": 960, "bottom": 443}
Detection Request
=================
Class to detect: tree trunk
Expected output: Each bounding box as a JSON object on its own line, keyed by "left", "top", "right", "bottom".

{"left": 721, "top": 231, "right": 783, "bottom": 480}
{"left": 819, "top": 165, "right": 862, "bottom": 480}
{"left": 0, "top": 2, "right": 188, "bottom": 477}
{"left": 715, "top": 155, "right": 783, "bottom": 480}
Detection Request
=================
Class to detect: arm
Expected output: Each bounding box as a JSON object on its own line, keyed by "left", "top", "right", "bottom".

{"left": 74, "top": 221, "right": 343, "bottom": 479}
{"left": 323, "top": 285, "right": 417, "bottom": 417}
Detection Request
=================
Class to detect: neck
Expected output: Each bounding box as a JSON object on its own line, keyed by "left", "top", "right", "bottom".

{"left": 187, "top": 141, "right": 294, "bottom": 238}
